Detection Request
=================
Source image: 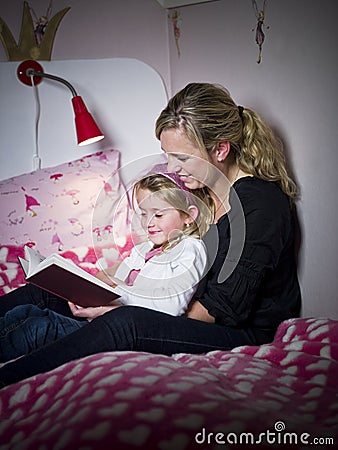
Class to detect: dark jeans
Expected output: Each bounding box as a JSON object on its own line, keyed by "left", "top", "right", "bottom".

{"left": 0, "top": 284, "right": 75, "bottom": 318}
{"left": 0, "top": 285, "right": 273, "bottom": 388}
{"left": 0, "top": 305, "right": 86, "bottom": 362}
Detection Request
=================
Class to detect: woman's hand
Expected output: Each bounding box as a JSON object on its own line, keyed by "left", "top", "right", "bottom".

{"left": 186, "top": 300, "right": 215, "bottom": 323}
{"left": 68, "top": 301, "right": 123, "bottom": 321}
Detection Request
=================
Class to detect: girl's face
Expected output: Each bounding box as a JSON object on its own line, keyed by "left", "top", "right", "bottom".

{"left": 160, "top": 128, "right": 212, "bottom": 190}
{"left": 136, "top": 188, "right": 190, "bottom": 247}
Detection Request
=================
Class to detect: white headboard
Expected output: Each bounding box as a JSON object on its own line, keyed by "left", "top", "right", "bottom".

{"left": 0, "top": 58, "right": 168, "bottom": 183}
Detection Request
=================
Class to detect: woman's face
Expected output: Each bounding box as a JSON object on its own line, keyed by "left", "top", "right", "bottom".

{"left": 160, "top": 128, "right": 212, "bottom": 190}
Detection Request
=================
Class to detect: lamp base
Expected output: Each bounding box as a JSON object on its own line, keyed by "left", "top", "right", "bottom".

{"left": 17, "top": 60, "right": 44, "bottom": 86}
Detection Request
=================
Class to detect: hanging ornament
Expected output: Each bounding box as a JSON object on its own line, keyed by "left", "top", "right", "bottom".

{"left": 29, "top": 0, "right": 54, "bottom": 46}
{"left": 252, "top": 0, "right": 269, "bottom": 64}
{"left": 170, "top": 10, "right": 181, "bottom": 57}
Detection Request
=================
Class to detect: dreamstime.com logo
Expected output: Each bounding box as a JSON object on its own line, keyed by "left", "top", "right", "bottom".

{"left": 195, "top": 421, "right": 335, "bottom": 446}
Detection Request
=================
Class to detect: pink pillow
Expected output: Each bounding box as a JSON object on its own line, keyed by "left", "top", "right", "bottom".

{"left": 0, "top": 150, "right": 128, "bottom": 255}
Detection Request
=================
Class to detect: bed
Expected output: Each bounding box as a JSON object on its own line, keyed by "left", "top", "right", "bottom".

{"left": 0, "top": 149, "right": 337, "bottom": 450}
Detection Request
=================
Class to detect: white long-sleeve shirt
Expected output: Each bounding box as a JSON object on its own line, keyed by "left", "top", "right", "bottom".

{"left": 113, "top": 237, "right": 207, "bottom": 316}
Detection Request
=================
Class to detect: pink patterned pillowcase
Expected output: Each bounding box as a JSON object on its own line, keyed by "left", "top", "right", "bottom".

{"left": 0, "top": 150, "right": 128, "bottom": 255}
{"left": 0, "top": 245, "right": 25, "bottom": 295}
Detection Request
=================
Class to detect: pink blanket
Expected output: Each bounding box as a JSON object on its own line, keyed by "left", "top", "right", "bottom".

{"left": 0, "top": 317, "right": 337, "bottom": 449}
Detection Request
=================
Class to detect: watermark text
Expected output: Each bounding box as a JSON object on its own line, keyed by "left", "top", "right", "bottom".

{"left": 195, "top": 421, "right": 335, "bottom": 446}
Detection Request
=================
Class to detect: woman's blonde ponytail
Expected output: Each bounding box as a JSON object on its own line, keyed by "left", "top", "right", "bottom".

{"left": 156, "top": 83, "right": 298, "bottom": 201}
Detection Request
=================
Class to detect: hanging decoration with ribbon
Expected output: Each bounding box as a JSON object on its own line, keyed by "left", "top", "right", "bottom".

{"left": 170, "top": 9, "right": 182, "bottom": 57}
{"left": 252, "top": 0, "right": 269, "bottom": 64}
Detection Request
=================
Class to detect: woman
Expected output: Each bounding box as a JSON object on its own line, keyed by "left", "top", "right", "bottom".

{"left": 0, "top": 83, "right": 300, "bottom": 388}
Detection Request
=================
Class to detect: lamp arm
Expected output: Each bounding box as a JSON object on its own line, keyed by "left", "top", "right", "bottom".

{"left": 17, "top": 60, "right": 104, "bottom": 147}
{"left": 26, "top": 69, "right": 78, "bottom": 97}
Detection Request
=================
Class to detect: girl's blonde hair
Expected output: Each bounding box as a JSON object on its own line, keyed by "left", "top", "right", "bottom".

{"left": 133, "top": 173, "right": 213, "bottom": 250}
{"left": 155, "top": 83, "right": 298, "bottom": 200}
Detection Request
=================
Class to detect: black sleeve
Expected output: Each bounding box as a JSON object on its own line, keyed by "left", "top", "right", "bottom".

{"left": 199, "top": 179, "right": 292, "bottom": 327}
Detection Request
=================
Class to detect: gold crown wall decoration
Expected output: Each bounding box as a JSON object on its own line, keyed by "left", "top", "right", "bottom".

{"left": 0, "top": 1, "right": 70, "bottom": 61}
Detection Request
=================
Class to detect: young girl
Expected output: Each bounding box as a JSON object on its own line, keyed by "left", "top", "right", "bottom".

{"left": 0, "top": 172, "right": 213, "bottom": 363}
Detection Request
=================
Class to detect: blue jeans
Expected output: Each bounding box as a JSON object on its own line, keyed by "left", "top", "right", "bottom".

{"left": 0, "top": 305, "right": 86, "bottom": 363}
{"left": 0, "top": 285, "right": 274, "bottom": 388}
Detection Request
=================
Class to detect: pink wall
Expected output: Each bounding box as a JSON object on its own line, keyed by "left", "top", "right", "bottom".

{"left": 1, "top": 0, "right": 338, "bottom": 319}
{"left": 0, "top": 0, "right": 171, "bottom": 89}
{"left": 165, "top": 0, "right": 338, "bottom": 320}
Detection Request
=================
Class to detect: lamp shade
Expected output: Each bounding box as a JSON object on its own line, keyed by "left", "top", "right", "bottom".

{"left": 72, "top": 96, "right": 104, "bottom": 146}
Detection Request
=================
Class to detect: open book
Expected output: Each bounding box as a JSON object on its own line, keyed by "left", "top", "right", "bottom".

{"left": 18, "top": 246, "right": 120, "bottom": 307}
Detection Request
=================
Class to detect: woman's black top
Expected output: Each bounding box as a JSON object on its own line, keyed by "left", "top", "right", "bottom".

{"left": 198, "top": 177, "right": 301, "bottom": 334}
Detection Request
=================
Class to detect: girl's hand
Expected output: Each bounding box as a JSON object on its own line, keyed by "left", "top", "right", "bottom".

{"left": 95, "top": 270, "right": 118, "bottom": 287}
{"left": 68, "top": 301, "right": 123, "bottom": 321}
{"left": 95, "top": 270, "right": 126, "bottom": 288}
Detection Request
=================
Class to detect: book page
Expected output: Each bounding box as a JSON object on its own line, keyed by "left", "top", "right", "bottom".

{"left": 24, "top": 246, "right": 46, "bottom": 277}
{"left": 18, "top": 257, "right": 29, "bottom": 276}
